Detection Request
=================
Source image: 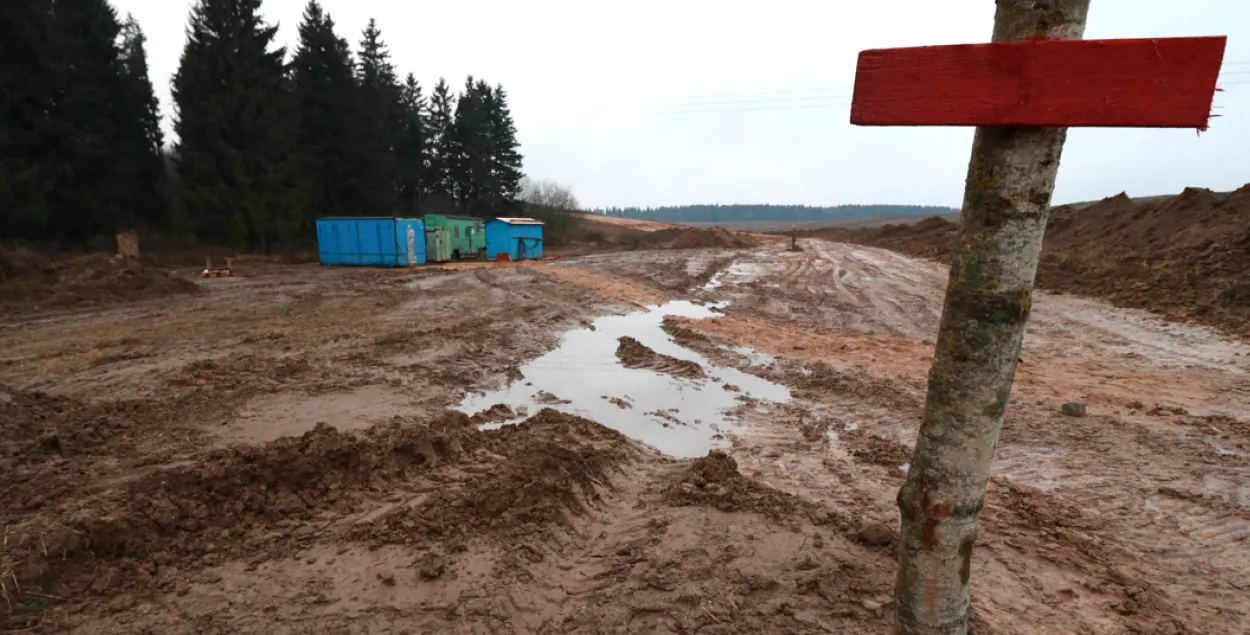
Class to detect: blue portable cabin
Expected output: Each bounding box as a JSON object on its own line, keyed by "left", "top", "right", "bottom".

{"left": 316, "top": 217, "right": 427, "bottom": 266}
{"left": 485, "top": 217, "right": 544, "bottom": 262}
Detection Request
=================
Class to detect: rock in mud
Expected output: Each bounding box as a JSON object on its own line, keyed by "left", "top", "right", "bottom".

{"left": 534, "top": 391, "right": 571, "bottom": 405}
{"left": 1061, "top": 402, "right": 1088, "bottom": 417}
{"left": 856, "top": 522, "right": 895, "bottom": 547}
{"left": 415, "top": 553, "right": 446, "bottom": 580}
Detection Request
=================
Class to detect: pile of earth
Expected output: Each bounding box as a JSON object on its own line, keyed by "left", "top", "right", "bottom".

{"left": 355, "top": 409, "right": 633, "bottom": 546}
{"left": 664, "top": 451, "right": 847, "bottom": 527}
{"left": 672, "top": 226, "right": 761, "bottom": 249}
{"left": 0, "top": 248, "right": 200, "bottom": 314}
{"left": 0, "top": 407, "right": 642, "bottom": 623}
{"left": 616, "top": 336, "right": 705, "bottom": 378}
{"left": 813, "top": 184, "right": 1250, "bottom": 338}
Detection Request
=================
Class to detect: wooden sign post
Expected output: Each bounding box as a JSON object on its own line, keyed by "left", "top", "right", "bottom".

{"left": 849, "top": 2, "right": 1225, "bottom": 634}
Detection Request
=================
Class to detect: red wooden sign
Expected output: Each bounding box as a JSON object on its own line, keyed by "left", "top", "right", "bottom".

{"left": 850, "top": 36, "right": 1227, "bottom": 128}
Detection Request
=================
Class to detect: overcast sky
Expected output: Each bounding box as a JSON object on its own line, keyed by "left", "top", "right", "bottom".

{"left": 114, "top": 0, "right": 1249, "bottom": 209}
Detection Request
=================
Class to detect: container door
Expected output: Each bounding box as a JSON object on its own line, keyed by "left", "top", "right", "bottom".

{"left": 406, "top": 227, "right": 416, "bottom": 265}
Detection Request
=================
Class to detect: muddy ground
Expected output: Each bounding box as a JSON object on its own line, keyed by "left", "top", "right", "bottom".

{"left": 812, "top": 184, "right": 1250, "bottom": 339}
{"left": 1, "top": 238, "right": 1248, "bottom": 634}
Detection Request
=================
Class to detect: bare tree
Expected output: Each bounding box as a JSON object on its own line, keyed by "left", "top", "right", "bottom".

{"left": 892, "top": 2, "right": 1090, "bottom": 634}
{"left": 518, "top": 177, "right": 579, "bottom": 210}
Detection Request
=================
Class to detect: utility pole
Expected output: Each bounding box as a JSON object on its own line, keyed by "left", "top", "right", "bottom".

{"left": 848, "top": 2, "right": 1226, "bottom": 633}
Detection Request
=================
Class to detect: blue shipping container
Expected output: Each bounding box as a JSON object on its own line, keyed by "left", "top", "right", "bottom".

{"left": 316, "top": 217, "right": 427, "bottom": 266}
{"left": 485, "top": 218, "right": 544, "bottom": 261}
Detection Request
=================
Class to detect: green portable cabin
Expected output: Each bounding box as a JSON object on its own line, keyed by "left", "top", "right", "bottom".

{"left": 424, "top": 214, "right": 486, "bottom": 260}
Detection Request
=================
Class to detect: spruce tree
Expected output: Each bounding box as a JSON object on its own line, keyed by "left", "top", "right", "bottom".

{"left": 173, "top": 0, "right": 303, "bottom": 249}
{"left": 49, "top": 0, "right": 131, "bottom": 242}
{"left": 426, "top": 78, "right": 457, "bottom": 201}
{"left": 354, "top": 18, "right": 402, "bottom": 216}
{"left": 291, "top": 0, "right": 359, "bottom": 223}
{"left": 0, "top": 0, "right": 58, "bottom": 241}
{"left": 116, "top": 15, "right": 167, "bottom": 230}
{"left": 395, "top": 74, "right": 427, "bottom": 216}
{"left": 485, "top": 84, "right": 524, "bottom": 214}
{"left": 450, "top": 77, "right": 493, "bottom": 215}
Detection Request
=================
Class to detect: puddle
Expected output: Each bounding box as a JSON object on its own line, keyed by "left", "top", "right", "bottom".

{"left": 1206, "top": 437, "right": 1248, "bottom": 457}
{"left": 701, "top": 258, "right": 770, "bottom": 291}
{"left": 459, "top": 300, "right": 790, "bottom": 457}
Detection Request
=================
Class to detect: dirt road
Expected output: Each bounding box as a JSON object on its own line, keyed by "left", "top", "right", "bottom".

{"left": 2, "top": 239, "right": 1246, "bottom": 634}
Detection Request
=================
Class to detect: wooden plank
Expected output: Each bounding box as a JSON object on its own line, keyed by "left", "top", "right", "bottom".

{"left": 850, "top": 36, "right": 1226, "bottom": 128}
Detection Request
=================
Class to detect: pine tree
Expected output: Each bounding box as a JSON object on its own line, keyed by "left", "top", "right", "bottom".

{"left": 485, "top": 83, "right": 524, "bottom": 214}
{"left": 395, "top": 74, "right": 427, "bottom": 216}
{"left": 291, "top": 0, "right": 359, "bottom": 224}
{"left": 173, "top": 0, "right": 303, "bottom": 249}
{"left": 426, "top": 78, "right": 457, "bottom": 201}
{"left": 354, "top": 18, "right": 402, "bottom": 216}
{"left": 0, "top": 0, "right": 58, "bottom": 241}
{"left": 116, "top": 15, "right": 167, "bottom": 230}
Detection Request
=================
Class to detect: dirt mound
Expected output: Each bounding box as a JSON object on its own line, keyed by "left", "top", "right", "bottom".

{"left": 816, "top": 184, "right": 1250, "bottom": 337}
{"left": 665, "top": 451, "right": 843, "bottom": 526}
{"left": 355, "top": 409, "right": 632, "bottom": 543}
{"left": 1, "top": 412, "right": 480, "bottom": 610}
{"left": 469, "top": 403, "right": 516, "bottom": 424}
{"left": 0, "top": 248, "right": 199, "bottom": 314}
{"left": 673, "top": 226, "right": 761, "bottom": 249}
{"left": 616, "top": 336, "right": 706, "bottom": 378}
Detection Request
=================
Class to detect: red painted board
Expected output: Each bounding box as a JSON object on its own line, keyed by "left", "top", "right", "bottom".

{"left": 850, "top": 36, "right": 1226, "bottom": 128}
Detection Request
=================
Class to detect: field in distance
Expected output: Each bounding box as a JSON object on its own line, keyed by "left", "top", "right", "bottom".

{"left": 686, "top": 211, "right": 961, "bottom": 232}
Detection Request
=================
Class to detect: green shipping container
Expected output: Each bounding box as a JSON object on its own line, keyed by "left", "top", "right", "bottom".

{"left": 424, "top": 214, "right": 486, "bottom": 260}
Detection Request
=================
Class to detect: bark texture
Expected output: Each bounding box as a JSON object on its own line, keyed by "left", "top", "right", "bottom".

{"left": 892, "top": 2, "right": 1090, "bottom": 634}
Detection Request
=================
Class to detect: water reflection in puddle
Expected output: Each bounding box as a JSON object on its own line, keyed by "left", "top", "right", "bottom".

{"left": 458, "top": 300, "right": 790, "bottom": 457}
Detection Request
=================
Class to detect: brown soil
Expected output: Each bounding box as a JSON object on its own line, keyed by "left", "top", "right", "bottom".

{"left": 813, "top": 184, "right": 1250, "bottom": 338}
{"left": 0, "top": 248, "right": 200, "bottom": 314}
{"left": 664, "top": 451, "right": 843, "bottom": 526}
{"left": 2, "top": 239, "right": 1247, "bottom": 634}
{"left": 674, "top": 226, "right": 761, "bottom": 249}
{"left": 616, "top": 335, "right": 706, "bottom": 378}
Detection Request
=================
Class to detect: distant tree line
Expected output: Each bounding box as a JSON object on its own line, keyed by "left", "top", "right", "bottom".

{"left": 594, "top": 204, "right": 958, "bottom": 224}
{"left": 1, "top": 0, "right": 525, "bottom": 250}
{"left": 519, "top": 178, "right": 579, "bottom": 211}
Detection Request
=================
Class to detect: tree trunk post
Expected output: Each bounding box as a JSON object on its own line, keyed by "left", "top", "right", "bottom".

{"left": 893, "top": 2, "right": 1090, "bottom": 634}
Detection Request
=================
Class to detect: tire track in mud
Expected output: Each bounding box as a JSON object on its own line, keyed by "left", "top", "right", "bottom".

{"left": 989, "top": 407, "right": 1250, "bottom": 632}
{"left": 660, "top": 239, "right": 1250, "bottom": 634}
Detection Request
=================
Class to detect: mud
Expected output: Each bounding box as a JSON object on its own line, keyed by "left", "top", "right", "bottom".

{"left": 2, "top": 233, "right": 1248, "bottom": 634}
{"left": 616, "top": 335, "right": 706, "bottom": 378}
{"left": 675, "top": 226, "right": 761, "bottom": 249}
{"left": 0, "top": 249, "right": 200, "bottom": 314}
{"left": 816, "top": 184, "right": 1250, "bottom": 338}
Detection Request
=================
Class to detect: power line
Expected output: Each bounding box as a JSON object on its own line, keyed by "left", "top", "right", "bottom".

{"left": 513, "top": 86, "right": 854, "bottom": 109}
{"left": 519, "top": 101, "right": 852, "bottom": 118}
{"left": 513, "top": 91, "right": 853, "bottom": 114}
{"left": 512, "top": 61, "right": 1250, "bottom": 118}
